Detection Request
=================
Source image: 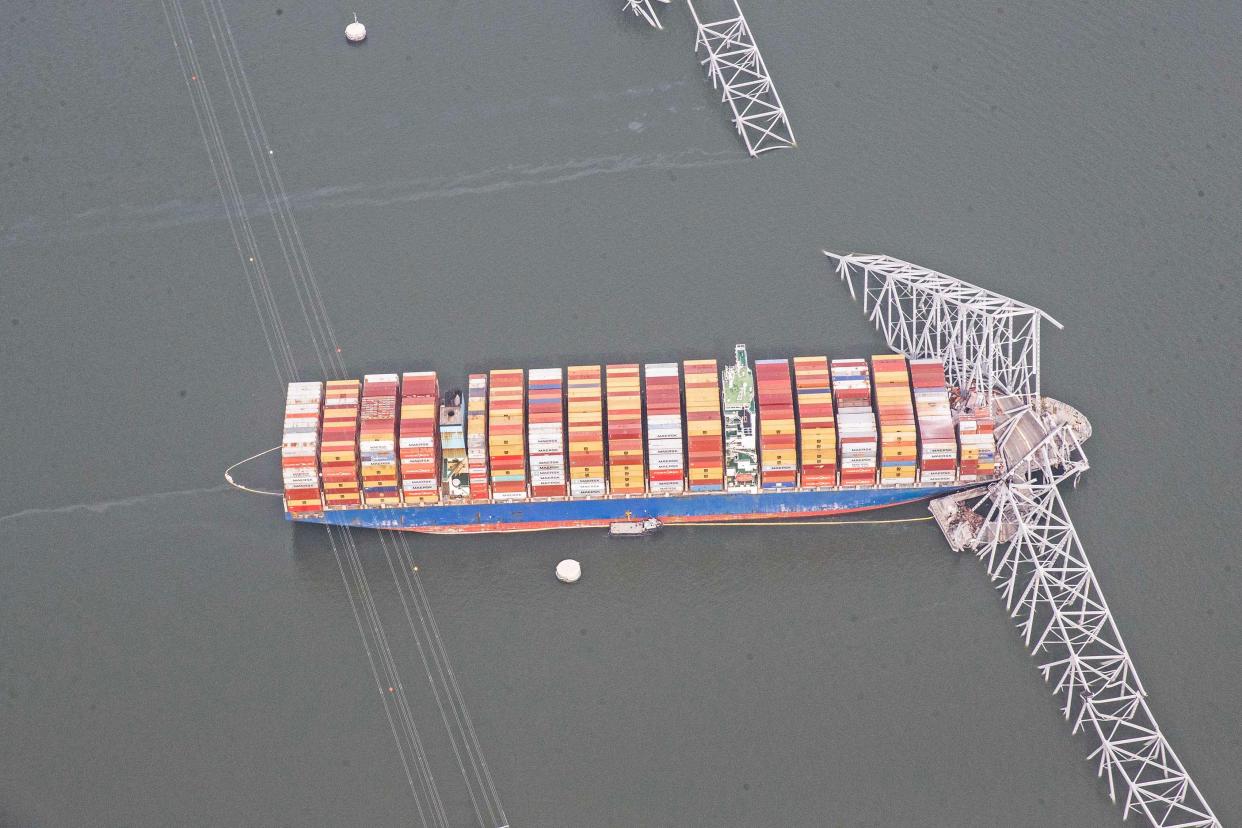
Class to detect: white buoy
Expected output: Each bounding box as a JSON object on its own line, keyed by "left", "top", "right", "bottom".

{"left": 345, "top": 14, "right": 367, "bottom": 43}
{"left": 555, "top": 559, "right": 581, "bottom": 584}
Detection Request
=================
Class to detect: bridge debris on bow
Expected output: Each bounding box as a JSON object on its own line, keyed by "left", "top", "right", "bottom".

{"left": 687, "top": 0, "right": 795, "bottom": 156}
{"left": 830, "top": 250, "right": 1220, "bottom": 828}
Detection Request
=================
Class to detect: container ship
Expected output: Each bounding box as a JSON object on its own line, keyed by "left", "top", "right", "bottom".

{"left": 278, "top": 346, "right": 997, "bottom": 534}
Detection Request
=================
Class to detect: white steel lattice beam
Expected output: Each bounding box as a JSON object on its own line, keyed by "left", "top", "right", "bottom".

{"left": 834, "top": 251, "right": 1220, "bottom": 826}
{"left": 625, "top": 0, "right": 669, "bottom": 29}
{"left": 687, "top": 0, "right": 795, "bottom": 157}
{"left": 962, "top": 411, "right": 1220, "bottom": 828}
{"left": 826, "top": 251, "right": 1062, "bottom": 403}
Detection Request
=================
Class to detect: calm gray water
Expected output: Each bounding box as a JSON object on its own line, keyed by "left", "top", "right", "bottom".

{"left": 2, "top": 1, "right": 1238, "bottom": 825}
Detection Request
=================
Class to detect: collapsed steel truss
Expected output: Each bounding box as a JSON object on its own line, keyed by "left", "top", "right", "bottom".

{"left": 624, "top": 0, "right": 668, "bottom": 29}
{"left": 828, "top": 251, "right": 1057, "bottom": 403}
{"left": 832, "top": 250, "right": 1220, "bottom": 827}
{"left": 687, "top": 0, "right": 795, "bottom": 156}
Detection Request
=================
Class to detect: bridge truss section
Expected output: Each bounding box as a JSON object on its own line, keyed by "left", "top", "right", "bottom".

{"left": 832, "top": 250, "right": 1220, "bottom": 827}
{"left": 624, "top": 0, "right": 669, "bottom": 29}
{"left": 964, "top": 406, "right": 1220, "bottom": 828}
{"left": 827, "top": 251, "right": 1059, "bottom": 403}
{"left": 687, "top": 0, "right": 795, "bottom": 157}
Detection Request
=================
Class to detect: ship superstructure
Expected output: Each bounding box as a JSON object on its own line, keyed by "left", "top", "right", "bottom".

{"left": 721, "top": 344, "right": 758, "bottom": 493}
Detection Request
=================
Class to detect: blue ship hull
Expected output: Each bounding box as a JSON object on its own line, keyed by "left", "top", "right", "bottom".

{"left": 287, "top": 484, "right": 968, "bottom": 534}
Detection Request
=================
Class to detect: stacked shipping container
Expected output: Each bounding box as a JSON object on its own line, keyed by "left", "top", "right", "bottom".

{"left": 320, "top": 379, "right": 362, "bottom": 509}
{"left": 399, "top": 372, "right": 440, "bottom": 504}
{"left": 872, "top": 355, "right": 918, "bottom": 486}
{"left": 792, "top": 356, "right": 837, "bottom": 487}
{"left": 958, "top": 411, "right": 997, "bottom": 482}
{"left": 282, "top": 348, "right": 999, "bottom": 516}
{"left": 683, "top": 359, "right": 724, "bottom": 491}
{"left": 466, "top": 374, "right": 491, "bottom": 500}
{"left": 909, "top": 359, "right": 957, "bottom": 484}
{"left": 360, "top": 374, "right": 401, "bottom": 507}
{"left": 528, "top": 368, "right": 568, "bottom": 498}
{"left": 438, "top": 390, "right": 469, "bottom": 500}
{"left": 643, "top": 363, "right": 685, "bottom": 494}
{"left": 488, "top": 369, "right": 527, "bottom": 500}
{"left": 282, "top": 381, "right": 323, "bottom": 514}
{"left": 831, "top": 359, "right": 878, "bottom": 486}
{"left": 755, "top": 359, "right": 798, "bottom": 488}
{"left": 567, "top": 366, "right": 607, "bottom": 498}
{"left": 605, "top": 364, "right": 646, "bottom": 495}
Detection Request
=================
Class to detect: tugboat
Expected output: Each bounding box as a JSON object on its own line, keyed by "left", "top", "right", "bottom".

{"left": 609, "top": 516, "right": 662, "bottom": 537}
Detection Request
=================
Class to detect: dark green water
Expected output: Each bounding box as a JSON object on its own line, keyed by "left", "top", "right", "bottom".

{"left": 1, "top": 1, "right": 1238, "bottom": 825}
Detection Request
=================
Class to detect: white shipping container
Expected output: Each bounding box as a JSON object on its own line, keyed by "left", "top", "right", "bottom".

{"left": 920, "top": 471, "right": 957, "bottom": 483}
{"left": 570, "top": 479, "right": 606, "bottom": 497}
{"left": 839, "top": 440, "right": 877, "bottom": 450}
{"left": 360, "top": 439, "right": 396, "bottom": 453}
{"left": 491, "top": 490, "right": 528, "bottom": 501}
{"left": 650, "top": 458, "right": 684, "bottom": 472}
{"left": 841, "top": 458, "right": 876, "bottom": 469}
{"left": 649, "top": 480, "right": 684, "bottom": 493}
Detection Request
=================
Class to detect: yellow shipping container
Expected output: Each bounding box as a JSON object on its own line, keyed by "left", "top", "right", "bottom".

{"left": 404, "top": 493, "right": 439, "bottom": 504}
